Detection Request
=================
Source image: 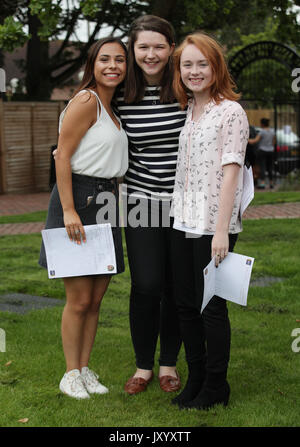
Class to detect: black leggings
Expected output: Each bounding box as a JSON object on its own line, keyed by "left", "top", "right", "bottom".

{"left": 125, "top": 206, "right": 182, "bottom": 370}
{"left": 170, "top": 230, "right": 238, "bottom": 378}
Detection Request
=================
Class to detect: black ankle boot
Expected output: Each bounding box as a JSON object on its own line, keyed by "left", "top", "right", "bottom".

{"left": 171, "top": 373, "right": 205, "bottom": 407}
{"left": 172, "top": 312, "right": 206, "bottom": 407}
{"left": 180, "top": 380, "right": 230, "bottom": 410}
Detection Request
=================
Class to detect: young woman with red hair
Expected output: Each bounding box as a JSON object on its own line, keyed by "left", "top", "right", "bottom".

{"left": 170, "top": 32, "right": 249, "bottom": 410}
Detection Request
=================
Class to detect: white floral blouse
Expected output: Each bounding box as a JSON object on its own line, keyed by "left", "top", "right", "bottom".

{"left": 171, "top": 98, "right": 249, "bottom": 234}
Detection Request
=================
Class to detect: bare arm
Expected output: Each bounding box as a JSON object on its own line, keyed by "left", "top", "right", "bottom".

{"left": 248, "top": 134, "right": 260, "bottom": 144}
{"left": 55, "top": 92, "right": 98, "bottom": 243}
{"left": 211, "top": 163, "right": 241, "bottom": 266}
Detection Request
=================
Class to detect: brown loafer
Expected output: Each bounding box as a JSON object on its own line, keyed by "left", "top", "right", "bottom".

{"left": 159, "top": 370, "right": 181, "bottom": 392}
{"left": 124, "top": 372, "right": 154, "bottom": 395}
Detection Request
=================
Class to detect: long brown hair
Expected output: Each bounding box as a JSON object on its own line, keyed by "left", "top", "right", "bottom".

{"left": 72, "top": 36, "right": 127, "bottom": 99}
{"left": 173, "top": 32, "right": 240, "bottom": 109}
{"left": 124, "top": 15, "right": 176, "bottom": 104}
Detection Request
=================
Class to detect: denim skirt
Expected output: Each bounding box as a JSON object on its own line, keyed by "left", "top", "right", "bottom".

{"left": 39, "top": 173, "right": 124, "bottom": 275}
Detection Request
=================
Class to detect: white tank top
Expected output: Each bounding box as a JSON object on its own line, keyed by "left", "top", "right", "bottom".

{"left": 59, "top": 89, "right": 128, "bottom": 178}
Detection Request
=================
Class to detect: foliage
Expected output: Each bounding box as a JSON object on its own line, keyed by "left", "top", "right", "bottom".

{"left": 0, "top": 0, "right": 148, "bottom": 99}
{"left": 180, "top": 0, "right": 236, "bottom": 35}
{"left": 219, "top": 0, "right": 300, "bottom": 52}
{"left": 0, "top": 17, "right": 28, "bottom": 52}
{"left": 226, "top": 17, "right": 279, "bottom": 59}
{"left": 0, "top": 0, "right": 20, "bottom": 24}
{"left": 225, "top": 15, "right": 300, "bottom": 103}
{"left": 79, "top": 0, "right": 104, "bottom": 18}
{"left": 0, "top": 0, "right": 299, "bottom": 99}
{"left": 29, "top": 0, "right": 63, "bottom": 39}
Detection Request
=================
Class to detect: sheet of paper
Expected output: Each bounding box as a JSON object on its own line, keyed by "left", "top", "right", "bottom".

{"left": 201, "top": 252, "right": 254, "bottom": 313}
{"left": 42, "top": 224, "right": 116, "bottom": 279}
{"left": 240, "top": 165, "right": 254, "bottom": 216}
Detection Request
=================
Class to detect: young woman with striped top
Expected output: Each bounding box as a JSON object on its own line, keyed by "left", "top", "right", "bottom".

{"left": 119, "top": 15, "right": 186, "bottom": 395}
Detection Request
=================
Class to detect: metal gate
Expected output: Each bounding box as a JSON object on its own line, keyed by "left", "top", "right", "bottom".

{"left": 229, "top": 41, "right": 300, "bottom": 182}
{"left": 274, "top": 101, "right": 300, "bottom": 175}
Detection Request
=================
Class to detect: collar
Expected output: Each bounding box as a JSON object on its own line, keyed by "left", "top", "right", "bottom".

{"left": 186, "top": 98, "right": 216, "bottom": 124}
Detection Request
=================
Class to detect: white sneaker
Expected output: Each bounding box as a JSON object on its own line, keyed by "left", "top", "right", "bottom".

{"left": 81, "top": 367, "right": 109, "bottom": 394}
{"left": 59, "top": 369, "right": 90, "bottom": 399}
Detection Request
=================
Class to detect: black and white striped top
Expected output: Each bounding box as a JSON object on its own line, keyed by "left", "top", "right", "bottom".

{"left": 117, "top": 86, "right": 186, "bottom": 201}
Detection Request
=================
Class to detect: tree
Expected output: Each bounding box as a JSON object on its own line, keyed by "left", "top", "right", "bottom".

{"left": 219, "top": 0, "right": 300, "bottom": 53}
{"left": 149, "top": 0, "right": 299, "bottom": 50}
{"left": 0, "top": 0, "right": 299, "bottom": 100}
{"left": 0, "top": 0, "right": 22, "bottom": 66}
{"left": 0, "top": 0, "right": 148, "bottom": 99}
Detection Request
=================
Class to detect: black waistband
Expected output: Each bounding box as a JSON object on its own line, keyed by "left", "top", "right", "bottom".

{"left": 72, "top": 173, "right": 117, "bottom": 186}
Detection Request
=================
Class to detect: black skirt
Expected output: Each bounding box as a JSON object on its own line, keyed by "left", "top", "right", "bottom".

{"left": 39, "top": 173, "right": 124, "bottom": 275}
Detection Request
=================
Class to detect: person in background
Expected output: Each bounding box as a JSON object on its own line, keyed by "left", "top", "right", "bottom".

{"left": 249, "top": 118, "right": 276, "bottom": 189}
{"left": 170, "top": 32, "right": 249, "bottom": 410}
{"left": 118, "top": 15, "right": 185, "bottom": 395}
{"left": 39, "top": 37, "right": 128, "bottom": 399}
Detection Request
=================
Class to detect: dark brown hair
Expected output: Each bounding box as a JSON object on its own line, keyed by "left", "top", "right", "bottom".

{"left": 260, "top": 118, "right": 270, "bottom": 127}
{"left": 124, "top": 15, "right": 176, "bottom": 104}
{"left": 173, "top": 32, "right": 240, "bottom": 109}
{"left": 72, "top": 36, "right": 127, "bottom": 99}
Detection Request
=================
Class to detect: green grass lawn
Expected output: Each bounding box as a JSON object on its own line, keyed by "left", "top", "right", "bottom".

{"left": 0, "top": 219, "right": 300, "bottom": 428}
{"left": 250, "top": 190, "right": 300, "bottom": 206}
{"left": 0, "top": 211, "right": 47, "bottom": 225}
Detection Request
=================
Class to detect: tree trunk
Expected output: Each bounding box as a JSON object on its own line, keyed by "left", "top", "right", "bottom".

{"left": 150, "top": 0, "right": 180, "bottom": 19}
{"left": 149, "top": 0, "right": 183, "bottom": 40}
{"left": 26, "top": 12, "right": 51, "bottom": 100}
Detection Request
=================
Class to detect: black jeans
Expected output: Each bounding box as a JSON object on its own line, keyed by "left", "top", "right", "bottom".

{"left": 124, "top": 200, "right": 182, "bottom": 370}
{"left": 170, "top": 229, "right": 238, "bottom": 380}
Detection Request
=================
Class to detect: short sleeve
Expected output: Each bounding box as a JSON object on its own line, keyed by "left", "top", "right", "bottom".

{"left": 221, "top": 103, "right": 249, "bottom": 167}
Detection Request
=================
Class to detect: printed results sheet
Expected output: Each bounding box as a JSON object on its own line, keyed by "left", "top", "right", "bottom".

{"left": 201, "top": 252, "right": 255, "bottom": 313}
{"left": 42, "top": 224, "right": 116, "bottom": 278}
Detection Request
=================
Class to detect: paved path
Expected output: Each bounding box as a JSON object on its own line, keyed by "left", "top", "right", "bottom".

{"left": 0, "top": 192, "right": 50, "bottom": 216}
{"left": 0, "top": 192, "right": 49, "bottom": 235}
{"left": 242, "top": 201, "right": 300, "bottom": 220}
{"left": 0, "top": 192, "right": 300, "bottom": 235}
{"left": 0, "top": 222, "right": 45, "bottom": 235}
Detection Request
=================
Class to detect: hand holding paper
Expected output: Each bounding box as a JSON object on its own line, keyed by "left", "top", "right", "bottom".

{"left": 42, "top": 224, "right": 116, "bottom": 279}
{"left": 201, "top": 252, "right": 254, "bottom": 313}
